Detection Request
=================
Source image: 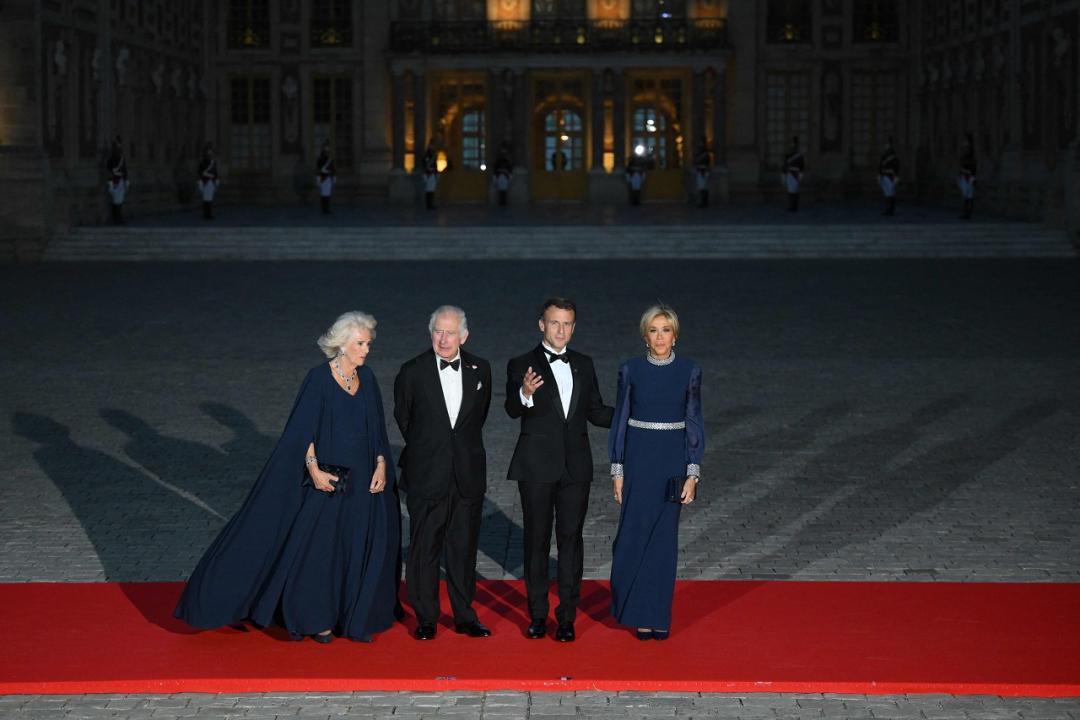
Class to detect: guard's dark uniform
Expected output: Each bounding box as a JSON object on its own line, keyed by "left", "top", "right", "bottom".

{"left": 783, "top": 137, "right": 805, "bottom": 212}
{"left": 878, "top": 141, "right": 900, "bottom": 216}
{"left": 105, "top": 137, "right": 129, "bottom": 225}
{"left": 694, "top": 145, "right": 711, "bottom": 208}
{"left": 493, "top": 145, "right": 512, "bottom": 207}
{"left": 957, "top": 135, "right": 977, "bottom": 220}
{"left": 422, "top": 146, "right": 438, "bottom": 210}
{"left": 198, "top": 145, "right": 219, "bottom": 220}
{"left": 316, "top": 147, "right": 336, "bottom": 215}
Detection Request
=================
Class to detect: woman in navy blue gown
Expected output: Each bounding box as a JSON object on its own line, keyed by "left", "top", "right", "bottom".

{"left": 609, "top": 304, "right": 703, "bottom": 639}
{"left": 175, "top": 311, "right": 400, "bottom": 643}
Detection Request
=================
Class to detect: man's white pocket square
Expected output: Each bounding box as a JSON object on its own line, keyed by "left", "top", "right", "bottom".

{"left": 476, "top": 381, "right": 483, "bottom": 390}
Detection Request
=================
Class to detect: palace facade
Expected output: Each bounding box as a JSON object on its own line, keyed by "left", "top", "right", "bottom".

{"left": 1, "top": 1, "right": 1078, "bottom": 241}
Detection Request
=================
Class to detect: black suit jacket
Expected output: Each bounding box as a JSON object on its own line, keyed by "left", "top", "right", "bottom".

{"left": 505, "top": 346, "right": 614, "bottom": 484}
{"left": 394, "top": 348, "right": 492, "bottom": 500}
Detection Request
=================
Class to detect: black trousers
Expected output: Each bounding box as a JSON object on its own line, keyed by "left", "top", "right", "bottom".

{"left": 405, "top": 481, "right": 482, "bottom": 625}
{"left": 518, "top": 478, "right": 591, "bottom": 624}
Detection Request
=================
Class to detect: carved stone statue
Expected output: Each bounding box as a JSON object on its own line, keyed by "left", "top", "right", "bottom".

{"left": 282, "top": 74, "right": 300, "bottom": 146}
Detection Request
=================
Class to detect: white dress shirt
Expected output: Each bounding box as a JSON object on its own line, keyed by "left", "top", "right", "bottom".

{"left": 520, "top": 342, "right": 573, "bottom": 416}
{"left": 436, "top": 353, "right": 463, "bottom": 428}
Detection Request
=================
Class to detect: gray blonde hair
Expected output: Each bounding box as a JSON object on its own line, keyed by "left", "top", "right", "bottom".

{"left": 317, "top": 311, "right": 378, "bottom": 358}
{"left": 428, "top": 305, "right": 468, "bottom": 334}
{"left": 639, "top": 303, "right": 680, "bottom": 340}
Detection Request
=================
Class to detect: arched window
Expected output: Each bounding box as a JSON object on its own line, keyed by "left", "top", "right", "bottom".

{"left": 544, "top": 109, "right": 584, "bottom": 171}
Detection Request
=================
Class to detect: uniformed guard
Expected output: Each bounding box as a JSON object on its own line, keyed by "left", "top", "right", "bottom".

{"left": 493, "top": 142, "right": 513, "bottom": 207}
{"left": 315, "top": 141, "right": 336, "bottom": 215}
{"left": 105, "top": 135, "right": 129, "bottom": 225}
{"left": 197, "top": 142, "right": 219, "bottom": 220}
{"left": 957, "top": 132, "right": 977, "bottom": 220}
{"left": 783, "top": 136, "right": 805, "bottom": 212}
{"left": 625, "top": 152, "right": 646, "bottom": 206}
{"left": 694, "top": 142, "right": 711, "bottom": 208}
{"left": 878, "top": 137, "right": 900, "bottom": 216}
{"left": 422, "top": 143, "right": 438, "bottom": 210}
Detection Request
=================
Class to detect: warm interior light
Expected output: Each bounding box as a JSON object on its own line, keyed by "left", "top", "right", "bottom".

{"left": 436, "top": 151, "right": 448, "bottom": 172}
{"left": 634, "top": 144, "right": 646, "bottom": 156}
{"left": 479, "top": 163, "right": 487, "bottom": 171}
{"left": 404, "top": 153, "right": 415, "bottom": 173}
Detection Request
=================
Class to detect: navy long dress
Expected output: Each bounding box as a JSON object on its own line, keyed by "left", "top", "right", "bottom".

{"left": 175, "top": 363, "right": 400, "bottom": 641}
{"left": 608, "top": 354, "right": 703, "bottom": 632}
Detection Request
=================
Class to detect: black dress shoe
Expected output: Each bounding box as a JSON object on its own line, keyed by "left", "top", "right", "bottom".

{"left": 413, "top": 623, "right": 437, "bottom": 640}
{"left": 453, "top": 620, "right": 492, "bottom": 637}
{"left": 526, "top": 619, "right": 547, "bottom": 639}
{"left": 652, "top": 629, "right": 669, "bottom": 641}
{"left": 635, "top": 629, "right": 653, "bottom": 641}
{"left": 554, "top": 621, "right": 575, "bottom": 642}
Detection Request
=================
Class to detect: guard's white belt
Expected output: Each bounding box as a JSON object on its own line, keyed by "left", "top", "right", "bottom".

{"left": 628, "top": 419, "right": 685, "bottom": 430}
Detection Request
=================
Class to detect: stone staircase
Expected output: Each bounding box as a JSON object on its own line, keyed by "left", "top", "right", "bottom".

{"left": 42, "top": 222, "right": 1077, "bottom": 261}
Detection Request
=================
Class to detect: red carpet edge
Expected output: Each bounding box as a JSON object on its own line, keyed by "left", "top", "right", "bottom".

{"left": 2, "top": 580, "right": 1078, "bottom": 697}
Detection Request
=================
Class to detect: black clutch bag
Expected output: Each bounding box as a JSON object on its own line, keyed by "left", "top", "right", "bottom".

{"left": 302, "top": 462, "right": 351, "bottom": 494}
{"left": 665, "top": 476, "right": 684, "bottom": 503}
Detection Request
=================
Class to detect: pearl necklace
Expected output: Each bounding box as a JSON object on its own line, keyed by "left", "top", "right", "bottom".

{"left": 332, "top": 358, "right": 358, "bottom": 392}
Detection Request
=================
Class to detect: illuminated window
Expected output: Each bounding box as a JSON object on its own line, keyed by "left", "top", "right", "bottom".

{"left": 230, "top": 77, "right": 272, "bottom": 171}
{"left": 311, "top": 0, "right": 353, "bottom": 47}
{"left": 766, "top": 0, "right": 811, "bottom": 44}
{"left": 228, "top": 0, "right": 269, "bottom": 49}
{"left": 314, "top": 77, "right": 353, "bottom": 168}
{"left": 543, "top": 109, "right": 584, "bottom": 171}
{"left": 630, "top": 77, "right": 684, "bottom": 169}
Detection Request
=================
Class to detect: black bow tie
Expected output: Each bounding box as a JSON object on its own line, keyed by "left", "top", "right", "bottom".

{"left": 439, "top": 358, "right": 460, "bottom": 371}
{"left": 546, "top": 351, "right": 569, "bottom": 364}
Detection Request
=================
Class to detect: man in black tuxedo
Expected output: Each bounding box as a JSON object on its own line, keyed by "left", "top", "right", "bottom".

{"left": 394, "top": 305, "right": 493, "bottom": 640}
{"left": 505, "top": 297, "right": 614, "bottom": 642}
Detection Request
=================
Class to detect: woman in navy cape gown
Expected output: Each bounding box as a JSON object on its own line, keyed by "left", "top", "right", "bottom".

{"left": 175, "top": 311, "right": 400, "bottom": 642}
{"left": 609, "top": 304, "right": 703, "bottom": 639}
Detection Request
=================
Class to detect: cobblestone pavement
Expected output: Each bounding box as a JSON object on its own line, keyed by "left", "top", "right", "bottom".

{"left": 1, "top": 258, "right": 1078, "bottom": 717}
{"left": 1, "top": 692, "right": 1079, "bottom": 720}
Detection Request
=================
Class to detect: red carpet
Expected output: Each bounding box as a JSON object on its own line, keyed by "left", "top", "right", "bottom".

{"left": 2, "top": 580, "right": 1079, "bottom": 696}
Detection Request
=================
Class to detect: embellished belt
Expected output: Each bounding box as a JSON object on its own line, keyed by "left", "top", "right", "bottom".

{"left": 628, "top": 418, "right": 685, "bottom": 430}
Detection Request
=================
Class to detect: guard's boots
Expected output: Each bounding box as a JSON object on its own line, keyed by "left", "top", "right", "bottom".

{"left": 787, "top": 193, "right": 799, "bottom": 212}
{"left": 962, "top": 199, "right": 973, "bottom": 220}
{"left": 320, "top": 196, "right": 331, "bottom": 214}
{"left": 425, "top": 191, "right": 435, "bottom": 210}
{"left": 111, "top": 204, "right": 124, "bottom": 225}
{"left": 203, "top": 201, "right": 214, "bottom": 220}
{"left": 699, "top": 190, "right": 709, "bottom": 208}
{"left": 884, "top": 197, "right": 896, "bottom": 216}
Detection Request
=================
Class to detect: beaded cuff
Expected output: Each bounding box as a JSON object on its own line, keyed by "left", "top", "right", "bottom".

{"left": 686, "top": 464, "right": 701, "bottom": 479}
{"left": 610, "top": 463, "right": 624, "bottom": 477}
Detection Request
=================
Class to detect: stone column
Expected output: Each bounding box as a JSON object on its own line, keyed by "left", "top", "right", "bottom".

{"left": 391, "top": 70, "right": 406, "bottom": 170}
{"left": 512, "top": 70, "right": 528, "bottom": 172}
{"left": 414, "top": 71, "right": 427, "bottom": 164}
{"left": 612, "top": 68, "right": 625, "bottom": 171}
{"left": 591, "top": 69, "right": 605, "bottom": 171}
{"left": 692, "top": 69, "right": 705, "bottom": 153}
{"left": 510, "top": 69, "right": 529, "bottom": 204}
{"left": 488, "top": 68, "right": 505, "bottom": 172}
{"left": 713, "top": 65, "right": 727, "bottom": 169}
